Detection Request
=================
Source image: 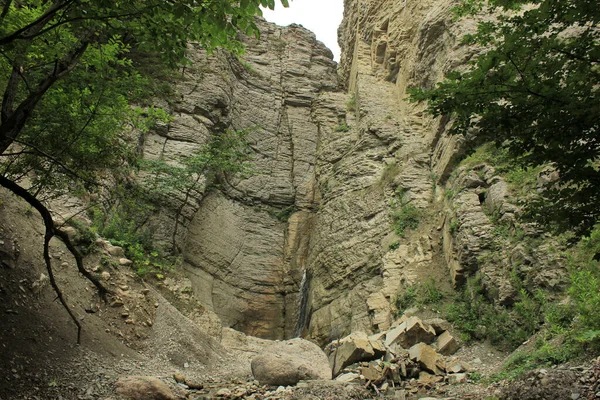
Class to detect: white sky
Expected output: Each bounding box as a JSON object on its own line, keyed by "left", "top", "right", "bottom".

{"left": 261, "top": 0, "right": 344, "bottom": 62}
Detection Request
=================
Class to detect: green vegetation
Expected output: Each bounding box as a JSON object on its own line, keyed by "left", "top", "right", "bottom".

{"left": 0, "top": 0, "right": 289, "bottom": 292}
{"left": 445, "top": 224, "right": 600, "bottom": 380}
{"left": 446, "top": 274, "right": 544, "bottom": 349}
{"left": 390, "top": 189, "right": 420, "bottom": 237}
{"left": 346, "top": 94, "right": 356, "bottom": 112}
{"left": 409, "top": 0, "right": 600, "bottom": 236}
{"left": 141, "top": 128, "right": 254, "bottom": 251}
{"left": 334, "top": 123, "right": 350, "bottom": 132}
{"left": 273, "top": 204, "right": 298, "bottom": 222}
{"left": 394, "top": 278, "right": 444, "bottom": 316}
{"left": 394, "top": 286, "right": 417, "bottom": 315}
{"left": 388, "top": 241, "right": 400, "bottom": 251}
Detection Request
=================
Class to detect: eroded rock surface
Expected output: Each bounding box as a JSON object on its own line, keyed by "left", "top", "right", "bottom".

{"left": 251, "top": 338, "right": 332, "bottom": 386}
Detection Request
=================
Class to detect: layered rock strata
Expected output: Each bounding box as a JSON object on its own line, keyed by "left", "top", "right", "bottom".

{"left": 141, "top": 20, "right": 338, "bottom": 339}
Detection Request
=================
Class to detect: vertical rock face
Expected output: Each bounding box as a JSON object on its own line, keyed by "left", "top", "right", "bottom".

{"left": 303, "top": 0, "right": 476, "bottom": 344}
{"left": 142, "top": 20, "right": 338, "bottom": 339}
{"left": 146, "top": 0, "right": 564, "bottom": 343}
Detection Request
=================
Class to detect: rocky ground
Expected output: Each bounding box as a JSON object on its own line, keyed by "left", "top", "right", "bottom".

{"left": 1, "top": 188, "right": 599, "bottom": 400}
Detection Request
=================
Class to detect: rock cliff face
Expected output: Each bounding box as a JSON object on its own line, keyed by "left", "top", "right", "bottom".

{"left": 146, "top": 0, "right": 564, "bottom": 343}
{"left": 142, "top": 20, "right": 338, "bottom": 339}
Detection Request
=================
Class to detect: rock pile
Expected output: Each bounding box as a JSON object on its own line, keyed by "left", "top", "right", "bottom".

{"left": 326, "top": 315, "right": 471, "bottom": 396}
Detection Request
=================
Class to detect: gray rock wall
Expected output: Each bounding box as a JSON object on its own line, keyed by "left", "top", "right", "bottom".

{"left": 142, "top": 20, "right": 338, "bottom": 339}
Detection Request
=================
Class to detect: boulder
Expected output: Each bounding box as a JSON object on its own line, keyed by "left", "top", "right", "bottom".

{"left": 115, "top": 376, "right": 174, "bottom": 400}
{"left": 361, "top": 362, "right": 384, "bottom": 382}
{"left": 385, "top": 316, "right": 436, "bottom": 348}
{"left": 435, "top": 331, "right": 460, "bottom": 356}
{"left": 251, "top": 338, "right": 331, "bottom": 385}
{"left": 448, "top": 373, "right": 468, "bottom": 384}
{"left": 408, "top": 343, "right": 444, "bottom": 376}
{"left": 423, "top": 318, "right": 451, "bottom": 335}
{"left": 330, "top": 332, "right": 385, "bottom": 376}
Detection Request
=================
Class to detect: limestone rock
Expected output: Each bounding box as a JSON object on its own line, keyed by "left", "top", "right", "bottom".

{"left": 408, "top": 343, "right": 444, "bottom": 376}
{"left": 106, "top": 244, "right": 125, "bottom": 258}
{"left": 448, "top": 373, "right": 468, "bottom": 384}
{"left": 435, "top": 331, "right": 460, "bottom": 356}
{"left": 119, "top": 258, "right": 133, "bottom": 266}
{"left": 423, "top": 318, "right": 451, "bottom": 335}
{"left": 385, "top": 316, "right": 436, "bottom": 348}
{"left": 115, "top": 376, "right": 174, "bottom": 400}
{"left": 251, "top": 338, "right": 332, "bottom": 385}
{"left": 330, "top": 331, "right": 385, "bottom": 376}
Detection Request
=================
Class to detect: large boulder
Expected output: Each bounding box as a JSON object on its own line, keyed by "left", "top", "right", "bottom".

{"left": 385, "top": 316, "right": 436, "bottom": 348}
{"left": 329, "top": 332, "right": 386, "bottom": 376}
{"left": 251, "top": 338, "right": 332, "bottom": 385}
{"left": 408, "top": 343, "right": 445, "bottom": 376}
{"left": 115, "top": 376, "right": 174, "bottom": 400}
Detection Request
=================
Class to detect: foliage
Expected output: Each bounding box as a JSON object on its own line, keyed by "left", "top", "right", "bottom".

{"left": 446, "top": 275, "right": 544, "bottom": 349}
{"left": 394, "top": 278, "right": 444, "bottom": 315}
{"left": 388, "top": 241, "right": 400, "bottom": 250}
{"left": 346, "top": 94, "right": 356, "bottom": 112}
{"left": 409, "top": 0, "right": 600, "bottom": 235}
{"left": 394, "top": 286, "right": 417, "bottom": 315}
{"left": 139, "top": 128, "right": 254, "bottom": 252}
{"left": 64, "top": 218, "right": 97, "bottom": 255}
{"left": 273, "top": 204, "right": 298, "bottom": 222}
{"left": 390, "top": 191, "right": 420, "bottom": 237}
{"left": 491, "top": 340, "right": 580, "bottom": 382}
{"left": 420, "top": 278, "right": 444, "bottom": 305}
{"left": 0, "top": 0, "right": 288, "bottom": 199}
{"left": 564, "top": 223, "right": 600, "bottom": 347}
{"left": 334, "top": 123, "right": 350, "bottom": 132}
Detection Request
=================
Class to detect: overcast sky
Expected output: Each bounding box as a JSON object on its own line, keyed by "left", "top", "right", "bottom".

{"left": 261, "top": 0, "right": 344, "bottom": 62}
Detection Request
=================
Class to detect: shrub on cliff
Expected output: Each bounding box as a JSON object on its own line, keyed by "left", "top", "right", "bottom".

{"left": 410, "top": 0, "right": 600, "bottom": 236}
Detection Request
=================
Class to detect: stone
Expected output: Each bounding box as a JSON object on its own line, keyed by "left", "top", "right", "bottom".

{"left": 101, "top": 271, "right": 111, "bottom": 280}
{"left": 408, "top": 343, "right": 444, "bottom": 376}
{"left": 106, "top": 244, "right": 125, "bottom": 258}
{"left": 251, "top": 338, "right": 332, "bottom": 385}
{"left": 446, "top": 361, "right": 469, "bottom": 374}
{"left": 435, "top": 331, "right": 460, "bottom": 356}
{"left": 330, "top": 332, "right": 384, "bottom": 376}
{"left": 172, "top": 372, "right": 185, "bottom": 384}
{"left": 418, "top": 371, "right": 443, "bottom": 384}
{"left": 448, "top": 373, "right": 467, "bottom": 384}
{"left": 215, "top": 388, "right": 231, "bottom": 397}
{"left": 115, "top": 376, "right": 175, "bottom": 400}
{"left": 385, "top": 317, "right": 436, "bottom": 348}
{"left": 335, "top": 373, "right": 359, "bottom": 383}
{"left": 119, "top": 258, "right": 133, "bottom": 266}
{"left": 423, "top": 318, "right": 451, "bottom": 335}
{"left": 361, "top": 363, "right": 383, "bottom": 382}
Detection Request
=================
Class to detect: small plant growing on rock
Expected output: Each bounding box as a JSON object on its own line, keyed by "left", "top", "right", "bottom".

{"left": 388, "top": 241, "right": 400, "bottom": 251}
{"left": 391, "top": 201, "right": 420, "bottom": 237}
{"left": 334, "top": 123, "right": 350, "bottom": 132}
{"left": 346, "top": 94, "right": 356, "bottom": 112}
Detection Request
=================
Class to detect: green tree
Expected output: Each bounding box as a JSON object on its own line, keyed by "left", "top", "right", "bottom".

{"left": 410, "top": 0, "right": 600, "bottom": 235}
{"left": 0, "top": 0, "right": 287, "bottom": 342}
{"left": 140, "top": 128, "right": 254, "bottom": 252}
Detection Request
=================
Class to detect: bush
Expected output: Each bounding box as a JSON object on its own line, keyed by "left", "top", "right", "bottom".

{"left": 334, "top": 123, "right": 350, "bottom": 132}
{"left": 446, "top": 275, "right": 543, "bottom": 350}
{"left": 391, "top": 201, "right": 420, "bottom": 237}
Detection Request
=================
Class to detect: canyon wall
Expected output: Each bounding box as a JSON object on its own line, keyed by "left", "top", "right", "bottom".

{"left": 145, "top": 0, "right": 565, "bottom": 343}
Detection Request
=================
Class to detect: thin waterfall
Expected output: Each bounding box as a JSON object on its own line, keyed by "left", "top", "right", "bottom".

{"left": 295, "top": 269, "right": 310, "bottom": 337}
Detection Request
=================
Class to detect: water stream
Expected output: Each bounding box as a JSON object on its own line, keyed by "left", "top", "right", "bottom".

{"left": 295, "top": 269, "right": 311, "bottom": 337}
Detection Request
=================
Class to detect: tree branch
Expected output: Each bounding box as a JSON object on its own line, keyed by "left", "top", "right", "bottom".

{"left": 0, "top": 174, "right": 112, "bottom": 343}
{"left": 0, "top": 37, "right": 90, "bottom": 154}
{"left": 0, "top": 0, "right": 75, "bottom": 47}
